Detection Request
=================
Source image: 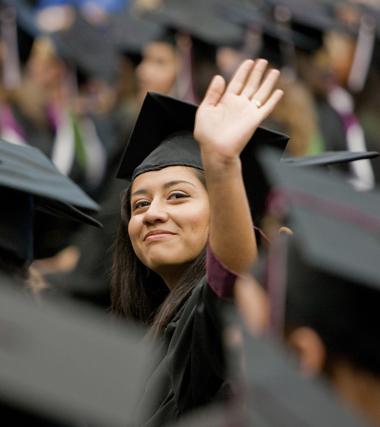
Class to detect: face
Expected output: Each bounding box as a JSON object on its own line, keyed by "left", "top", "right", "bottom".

{"left": 128, "top": 166, "right": 210, "bottom": 287}
{"left": 135, "top": 42, "right": 178, "bottom": 102}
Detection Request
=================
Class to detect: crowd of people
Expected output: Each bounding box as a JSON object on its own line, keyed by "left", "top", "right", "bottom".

{"left": 2, "top": 0, "right": 380, "bottom": 426}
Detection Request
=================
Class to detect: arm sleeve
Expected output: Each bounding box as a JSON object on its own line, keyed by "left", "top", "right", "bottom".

{"left": 206, "top": 242, "right": 243, "bottom": 301}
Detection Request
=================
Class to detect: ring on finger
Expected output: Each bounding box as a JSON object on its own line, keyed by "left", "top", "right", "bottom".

{"left": 252, "top": 98, "right": 262, "bottom": 108}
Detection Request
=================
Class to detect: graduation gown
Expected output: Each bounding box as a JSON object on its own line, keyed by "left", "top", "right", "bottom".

{"left": 135, "top": 245, "right": 238, "bottom": 427}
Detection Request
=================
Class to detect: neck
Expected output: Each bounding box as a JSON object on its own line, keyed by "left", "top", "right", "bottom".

{"left": 155, "top": 263, "right": 192, "bottom": 291}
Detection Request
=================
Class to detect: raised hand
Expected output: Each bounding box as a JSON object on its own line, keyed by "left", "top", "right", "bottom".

{"left": 194, "top": 59, "right": 283, "bottom": 162}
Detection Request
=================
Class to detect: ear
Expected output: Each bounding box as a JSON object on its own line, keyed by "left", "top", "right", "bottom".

{"left": 287, "top": 326, "right": 327, "bottom": 378}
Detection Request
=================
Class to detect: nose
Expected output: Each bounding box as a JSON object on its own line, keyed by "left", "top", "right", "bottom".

{"left": 142, "top": 200, "right": 169, "bottom": 225}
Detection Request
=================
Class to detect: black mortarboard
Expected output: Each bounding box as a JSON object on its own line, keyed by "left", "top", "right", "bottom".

{"left": 258, "top": 149, "right": 380, "bottom": 372}
{"left": 170, "top": 317, "right": 371, "bottom": 427}
{"left": 0, "top": 277, "right": 161, "bottom": 427}
{"left": 280, "top": 150, "right": 379, "bottom": 168}
{"left": 241, "top": 328, "right": 372, "bottom": 427}
{"left": 260, "top": 147, "right": 380, "bottom": 288}
{"left": 116, "top": 92, "right": 289, "bottom": 221}
{"left": 0, "top": 138, "right": 101, "bottom": 266}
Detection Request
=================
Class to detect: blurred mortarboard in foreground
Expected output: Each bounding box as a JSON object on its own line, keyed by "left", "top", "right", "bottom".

{"left": 261, "top": 146, "right": 380, "bottom": 288}
{"left": 116, "top": 92, "right": 289, "bottom": 221}
{"left": 242, "top": 328, "right": 372, "bottom": 427}
{"left": 281, "top": 150, "right": 379, "bottom": 168}
{"left": 0, "top": 277, "right": 161, "bottom": 427}
{"left": 258, "top": 148, "right": 380, "bottom": 346}
{"left": 36, "top": 6, "right": 118, "bottom": 83}
{"left": 168, "top": 319, "right": 371, "bottom": 427}
{"left": 0, "top": 138, "right": 101, "bottom": 266}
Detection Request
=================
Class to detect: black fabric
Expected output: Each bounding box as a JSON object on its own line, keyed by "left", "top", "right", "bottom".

{"left": 0, "top": 187, "right": 34, "bottom": 265}
{"left": 132, "top": 132, "right": 203, "bottom": 180}
{"left": 135, "top": 278, "right": 232, "bottom": 427}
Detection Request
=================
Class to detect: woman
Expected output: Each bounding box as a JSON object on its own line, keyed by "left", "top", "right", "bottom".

{"left": 111, "top": 59, "right": 284, "bottom": 426}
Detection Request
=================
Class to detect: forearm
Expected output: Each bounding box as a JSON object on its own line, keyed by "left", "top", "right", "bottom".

{"left": 202, "top": 151, "right": 257, "bottom": 274}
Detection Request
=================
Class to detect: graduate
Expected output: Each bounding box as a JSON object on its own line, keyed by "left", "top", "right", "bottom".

{"left": 248, "top": 151, "right": 380, "bottom": 427}
{"left": 111, "top": 59, "right": 286, "bottom": 425}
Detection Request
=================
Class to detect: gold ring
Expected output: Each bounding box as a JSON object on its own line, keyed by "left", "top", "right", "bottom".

{"left": 252, "top": 99, "right": 262, "bottom": 108}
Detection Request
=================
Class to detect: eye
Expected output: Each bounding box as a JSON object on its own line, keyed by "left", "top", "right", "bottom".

{"left": 168, "top": 192, "right": 190, "bottom": 201}
{"left": 132, "top": 200, "right": 150, "bottom": 212}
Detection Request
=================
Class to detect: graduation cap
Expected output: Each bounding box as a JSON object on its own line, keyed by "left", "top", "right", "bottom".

{"left": 36, "top": 6, "right": 119, "bottom": 84}
{"left": 241, "top": 328, "right": 372, "bottom": 427}
{"left": 105, "top": 6, "right": 166, "bottom": 56}
{"left": 0, "top": 277, "right": 161, "bottom": 427}
{"left": 280, "top": 150, "right": 379, "bottom": 168}
{"left": 133, "top": 0, "right": 245, "bottom": 102}
{"left": 0, "top": 138, "right": 101, "bottom": 267}
{"left": 263, "top": 0, "right": 348, "bottom": 53}
{"left": 116, "top": 92, "right": 290, "bottom": 221}
{"left": 171, "top": 315, "right": 371, "bottom": 427}
{"left": 258, "top": 148, "right": 380, "bottom": 373}
{"left": 134, "top": 0, "right": 245, "bottom": 48}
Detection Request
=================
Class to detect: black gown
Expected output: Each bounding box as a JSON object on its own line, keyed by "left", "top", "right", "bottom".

{"left": 135, "top": 277, "right": 234, "bottom": 427}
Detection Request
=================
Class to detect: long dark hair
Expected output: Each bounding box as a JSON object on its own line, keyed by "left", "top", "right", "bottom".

{"left": 111, "top": 168, "right": 207, "bottom": 338}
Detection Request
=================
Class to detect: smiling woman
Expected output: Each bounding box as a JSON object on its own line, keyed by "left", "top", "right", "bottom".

{"left": 111, "top": 59, "right": 286, "bottom": 426}
{"left": 128, "top": 167, "right": 210, "bottom": 290}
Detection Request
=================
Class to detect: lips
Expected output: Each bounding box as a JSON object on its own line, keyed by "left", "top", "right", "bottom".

{"left": 144, "top": 230, "right": 175, "bottom": 241}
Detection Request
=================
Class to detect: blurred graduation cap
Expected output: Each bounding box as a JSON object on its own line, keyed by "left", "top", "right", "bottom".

{"left": 116, "top": 92, "right": 289, "bottom": 221}
{"left": 263, "top": 0, "right": 348, "bottom": 53}
{"left": 133, "top": 0, "right": 245, "bottom": 101}
{"left": 170, "top": 320, "right": 371, "bottom": 427}
{"left": 0, "top": 138, "right": 101, "bottom": 267}
{"left": 0, "top": 277, "right": 161, "bottom": 427}
{"left": 215, "top": 0, "right": 347, "bottom": 76}
{"left": 134, "top": 0, "right": 245, "bottom": 48}
{"left": 241, "top": 329, "right": 372, "bottom": 427}
{"left": 105, "top": 6, "right": 165, "bottom": 56}
{"left": 281, "top": 150, "right": 379, "bottom": 168}
{"left": 258, "top": 148, "right": 380, "bottom": 345}
{"left": 36, "top": 5, "right": 118, "bottom": 83}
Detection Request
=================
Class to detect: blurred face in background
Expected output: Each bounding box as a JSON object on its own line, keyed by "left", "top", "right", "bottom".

{"left": 324, "top": 30, "right": 356, "bottom": 87}
{"left": 26, "top": 37, "right": 65, "bottom": 93}
{"left": 135, "top": 41, "right": 179, "bottom": 102}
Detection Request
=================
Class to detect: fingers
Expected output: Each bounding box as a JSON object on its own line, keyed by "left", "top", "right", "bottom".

{"left": 251, "top": 68, "right": 281, "bottom": 105}
{"left": 258, "top": 88, "right": 284, "bottom": 117}
{"left": 200, "top": 75, "right": 226, "bottom": 107}
{"left": 240, "top": 59, "right": 269, "bottom": 99}
{"left": 224, "top": 59, "right": 255, "bottom": 95}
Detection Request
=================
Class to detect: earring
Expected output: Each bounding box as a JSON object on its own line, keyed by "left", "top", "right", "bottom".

{"left": 146, "top": 267, "right": 150, "bottom": 278}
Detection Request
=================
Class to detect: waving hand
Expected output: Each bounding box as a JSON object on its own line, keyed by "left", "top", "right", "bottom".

{"left": 194, "top": 59, "right": 283, "bottom": 161}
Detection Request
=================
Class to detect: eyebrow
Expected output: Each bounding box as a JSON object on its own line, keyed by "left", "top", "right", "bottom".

{"left": 130, "top": 180, "right": 196, "bottom": 198}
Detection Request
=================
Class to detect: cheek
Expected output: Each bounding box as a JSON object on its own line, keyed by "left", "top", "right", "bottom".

{"left": 128, "top": 217, "right": 141, "bottom": 248}
{"left": 188, "top": 204, "right": 210, "bottom": 240}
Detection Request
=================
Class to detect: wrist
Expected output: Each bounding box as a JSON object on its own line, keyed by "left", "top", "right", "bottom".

{"left": 201, "top": 149, "right": 242, "bottom": 172}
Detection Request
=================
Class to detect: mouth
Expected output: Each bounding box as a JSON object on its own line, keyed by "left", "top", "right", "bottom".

{"left": 144, "top": 230, "right": 175, "bottom": 242}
